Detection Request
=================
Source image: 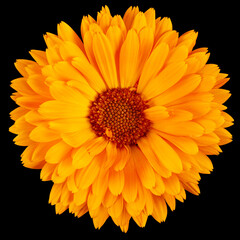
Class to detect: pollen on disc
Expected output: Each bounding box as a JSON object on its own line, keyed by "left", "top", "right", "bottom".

{"left": 88, "top": 88, "right": 151, "bottom": 148}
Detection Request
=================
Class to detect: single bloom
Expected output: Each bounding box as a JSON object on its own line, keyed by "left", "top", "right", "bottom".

{"left": 10, "top": 6, "right": 233, "bottom": 232}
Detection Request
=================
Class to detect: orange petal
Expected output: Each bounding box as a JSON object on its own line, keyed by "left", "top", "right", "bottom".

{"left": 108, "top": 169, "right": 125, "bottom": 196}
{"left": 122, "top": 159, "right": 138, "bottom": 203}
{"left": 151, "top": 74, "right": 201, "bottom": 106}
{"left": 148, "top": 131, "right": 183, "bottom": 173}
{"left": 152, "top": 196, "right": 167, "bottom": 223}
{"left": 72, "top": 146, "right": 93, "bottom": 169}
{"left": 132, "top": 146, "right": 156, "bottom": 189}
{"left": 29, "top": 125, "right": 60, "bottom": 142}
{"left": 61, "top": 128, "right": 96, "bottom": 148}
{"left": 137, "top": 42, "right": 169, "bottom": 94}
{"left": 45, "top": 140, "right": 72, "bottom": 164}
{"left": 92, "top": 32, "right": 118, "bottom": 88}
{"left": 119, "top": 29, "right": 139, "bottom": 88}
{"left": 123, "top": 6, "right": 140, "bottom": 30}
{"left": 163, "top": 174, "right": 181, "bottom": 195}
{"left": 75, "top": 156, "right": 101, "bottom": 189}
{"left": 141, "top": 61, "right": 187, "bottom": 100}
{"left": 57, "top": 21, "right": 84, "bottom": 52}
{"left": 137, "top": 135, "right": 171, "bottom": 178}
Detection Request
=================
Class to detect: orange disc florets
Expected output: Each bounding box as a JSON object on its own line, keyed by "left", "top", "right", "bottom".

{"left": 88, "top": 88, "right": 151, "bottom": 147}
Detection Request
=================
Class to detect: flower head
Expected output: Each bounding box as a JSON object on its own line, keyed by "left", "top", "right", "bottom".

{"left": 10, "top": 6, "right": 233, "bottom": 232}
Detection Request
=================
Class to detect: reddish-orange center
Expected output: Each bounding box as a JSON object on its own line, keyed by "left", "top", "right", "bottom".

{"left": 88, "top": 88, "right": 151, "bottom": 148}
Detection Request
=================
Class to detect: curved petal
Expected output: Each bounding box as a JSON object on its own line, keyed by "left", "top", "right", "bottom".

{"left": 119, "top": 29, "right": 139, "bottom": 88}
{"left": 92, "top": 32, "right": 118, "bottom": 88}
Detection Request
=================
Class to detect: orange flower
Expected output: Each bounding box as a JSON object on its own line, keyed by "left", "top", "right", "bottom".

{"left": 10, "top": 6, "right": 233, "bottom": 232}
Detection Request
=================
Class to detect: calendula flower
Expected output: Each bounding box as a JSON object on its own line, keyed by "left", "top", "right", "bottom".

{"left": 10, "top": 6, "right": 233, "bottom": 232}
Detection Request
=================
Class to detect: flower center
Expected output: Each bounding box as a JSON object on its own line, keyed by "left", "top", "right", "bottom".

{"left": 88, "top": 88, "right": 151, "bottom": 148}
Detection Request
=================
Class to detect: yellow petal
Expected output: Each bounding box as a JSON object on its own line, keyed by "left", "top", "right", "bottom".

{"left": 67, "top": 80, "right": 97, "bottom": 101}
{"left": 108, "top": 169, "right": 124, "bottom": 196}
{"left": 38, "top": 100, "right": 88, "bottom": 119}
{"left": 61, "top": 128, "right": 96, "bottom": 148}
{"left": 72, "top": 146, "right": 93, "bottom": 169}
{"left": 178, "top": 30, "right": 198, "bottom": 53}
{"left": 141, "top": 61, "right": 187, "bottom": 100}
{"left": 58, "top": 41, "right": 84, "bottom": 62}
{"left": 138, "top": 27, "right": 154, "bottom": 71}
{"left": 196, "top": 75, "right": 216, "bottom": 92}
{"left": 92, "top": 32, "right": 118, "bottom": 88}
{"left": 185, "top": 52, "right": 210, "bottom": 75}
{"left": 132, "top": 146, "right": 156, "bottom": 189}
{"left": 154, "top": 17, "right": 173, "bottom": 45}
{"left": 92, "top": 205, "right": 109, "bottom": 230}
{"left": 137, "top": 136, "right": 171, "bottom": 178}
{"left": 144, "top": 8, "right": 156, "bottom": 32}
{"left": 29, "top": 125, "right": 60, "bottom": 142}
{"left": 193, "top": 132, "right": 220, "bottom": 146}
{"left": 45, "top": 140, "right": 72, "bottom": 164}
{"left": 97, "top": 8, "right": 112, "bottom": 33}
{"left": 72, "top": 56, "right": 107, "bottom": 93}
{"left": 123, "top": 6, "right": 139, "bottom": 30}
{"left": 108, "top": 196, "right": 123, "bottom": 219}
{"left": 151, "top": 74, "right": 201, "bottom": 106}
{"left": 151, "top": 173, "right": 165, "bottom": 196}
{"left": 152, "top": 196, "right": 167, "bottom": 223}
{"left": 14, "top": 59, "right": 36, "bottom": 77}
{"left": 81, "top": 15, "right": 96, "bottom": 40}
{"left": 119, "top": 29, "right": 139, "bottom": 88}
{"left": 75, "top": 156, "right": 101, "bottom": 189}
{"left": 169, "top": 101, "right": 211, "bottom": 119}
{"left": 57, "top": 156, "right": 74, "bottom": 178}
{"left": 137, "top": 42, "right": 169, "bottom": 93}
{"left": 133, "top": 212, "right": 148, "bottom": 228}
{"left": 27, "top": 75, "right": 51, "bottom": 98}
{"left": 29, "top": 50, "right": 48, "bottom": 66}
{"left": 49, "top": 117, "right": 91, "bottom": 133}
{"left": 57, "top": 21, "right": 84, "bottom": 52}
{"left": 83, "top": 30, "right": 99, "bottom": 70}
{"left": 194, "top": 151, "right": 213, "bottom": 173}
{"left": 132, "top": 12, "right": 147, "bottom": 33}
{"left": 49, "top": 77, "right": 90, "bottom": 106}
{"left": 85, "top": 136, "right": 108, "bottom": 158}
{"left": 53, "top": 61, "right": 84, "bottom": 81}
{"left": 16, "top": 95, "right": 46, "bottom": 110}
{"left": 106, "top": 26, "right": 124, "bottom": 66}
{"left": 10, "top": 107, "right": 28, "bottom": 121}
{"left": 144, "top": 105, "right": 169, "bottom": 122}
{"left": 166, "top": 45, "right": 188, "bottom": 64}
{"left": 215, "top": 127, "right": 232, "bottom": 145}
{"left": 160, "top": 132, "right": 199, "bottom": 155}
{"left": 126, "top": 180, "right": 145, "bottom": 217}
{"left": 91, "top": 167, "right": 109, "bottom": 199}
{"left": 211, "top": 89, "right": 231, "bottom": 104}
{"left": 40, "top": 163, "right": 56, "bottom": 181}
{"left": 112, "top": 145, "right": 130, "bottom": 171}
{"left": 73, "top": 187, "right": 89, "bottom": 206}
{"left": 49, "top": 183, "right": 63, "bottom": 205}
{"left": 153, "top": 120, "right": 204, "bottom": 137}
{"left": 148, "top": 131, "right": 183, "bottom": 173}
{"left": 182, "top": 182, "right": 200, "bottom": 195}
{"left": 122, "top": 159, "right": 138, "bottom": 203}
{"left": 163, "top": 174, "right": 181, "bottom": 195}
{"left": 11, "top": 77, "right": 35, "bottom": 95}
{"left": 102, "top": 189, "right": 117, "bottom": 208}
{"left": 67, "top": 173, "right": 79, "bottom": 193}
{"left": 155, "top": 30, "right": 179, "bottom": 49}
{"left": 110, "top": 15, "right": 127, "bottom": 37}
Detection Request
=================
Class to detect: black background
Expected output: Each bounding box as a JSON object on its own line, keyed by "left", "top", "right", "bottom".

{"left": 5, "top": 0, "right": 239, "bottom": 238}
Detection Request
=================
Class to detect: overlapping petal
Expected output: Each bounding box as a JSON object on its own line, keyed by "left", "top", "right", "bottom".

{"left": 10, "top": 5, "right": 233, "bottom": 233}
